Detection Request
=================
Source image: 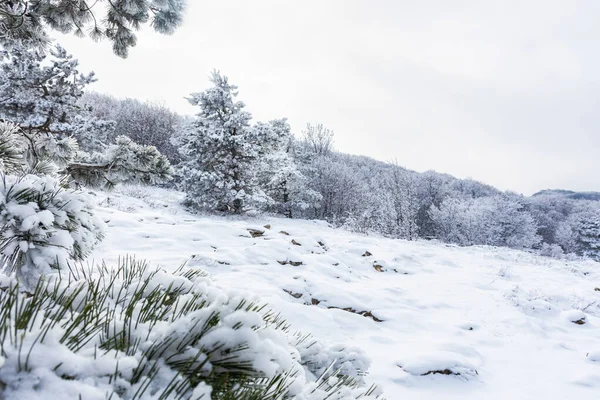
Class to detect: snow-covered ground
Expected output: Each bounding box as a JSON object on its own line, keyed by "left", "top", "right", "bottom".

{"left": 93, "top": 186, "right": 600, "bottom": 400}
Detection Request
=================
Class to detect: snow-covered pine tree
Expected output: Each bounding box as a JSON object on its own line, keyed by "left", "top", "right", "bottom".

{"left": 256, "top": 119, "right": 321, "bottom": 218}
{"left": 0, "top": 0, "right": 186, "bottom": 57}
{"left": 175, "top": 71, "right": 267, "bottom": 214}
{"left": 0, "top": 42, "right": 172, "bottom": 188}
{"left": 0, "top": 43, "right": 92, "bottom": 170}
{"left": 70, "top": 114, "right": 116, "bottom": 153}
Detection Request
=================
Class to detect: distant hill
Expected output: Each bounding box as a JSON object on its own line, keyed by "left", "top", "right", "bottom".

{"left": 532, "top": 189, "right": 600, "bottom": 201}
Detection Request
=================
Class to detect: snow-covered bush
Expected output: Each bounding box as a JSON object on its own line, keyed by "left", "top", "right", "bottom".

{"left": 294, "top": 334, "right": 371, "bottom": 385}
{"left": 70, "top": 114, "right": 116, "bottom": 153}
{"left": 0, "top": 258, "right": 380, "bottom": 399}
{"left": 539, "top": 243, "right": 565, "bottom": 259}
{"left": 70, "top": 136, "right": 173, "bottom": 189}
{"left": 0, "top": 174, "right": 105, "bottom": 285}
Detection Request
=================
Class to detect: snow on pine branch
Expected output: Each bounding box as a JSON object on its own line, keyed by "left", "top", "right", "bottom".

{"left": 0, "top": 174, "right": 105, "bottom": 287}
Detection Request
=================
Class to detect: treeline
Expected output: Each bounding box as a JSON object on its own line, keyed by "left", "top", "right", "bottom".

{"left": 75, "top": 71, "right": 600, "bottom": 262}
{"left": 3, "top": 45, "right": 594, "bottom": 263}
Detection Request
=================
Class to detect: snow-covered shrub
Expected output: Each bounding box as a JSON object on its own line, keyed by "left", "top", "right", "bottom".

{"left": 0, "top": 258, "right": 380, "bottom": 399}
{"left": 0, "top": 174, "right": 105, "bottom": 285}
{"left": 294, "top": 334, "right": 371, "bottom": 385}
{"left": 540, "top": 243, "right": 564, "bottom": 259}
{"left": 70, "top": 136, "right": 173, "bottom": 189}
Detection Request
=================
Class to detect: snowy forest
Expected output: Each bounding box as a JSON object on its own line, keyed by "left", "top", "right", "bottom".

{"left": 1, "top": 1, "right": 600, "bottom": 399}
{"left": 9, "top": 52, "right": 595, "bottom": 262}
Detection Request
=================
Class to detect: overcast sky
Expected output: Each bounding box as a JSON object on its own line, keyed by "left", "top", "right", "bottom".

{"left": 56, "top": 0, "right": 600, "bottom": 195}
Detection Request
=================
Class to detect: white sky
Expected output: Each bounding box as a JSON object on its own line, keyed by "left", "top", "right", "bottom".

{"left": 56, "top": 0, "right": 600, "bottom": 195}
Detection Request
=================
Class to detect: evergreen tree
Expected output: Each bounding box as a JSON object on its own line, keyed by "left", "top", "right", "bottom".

{"left": 0, "top": 43, "right": 92, "bottom": 170}
{"left": 175, "top": 71, "right": 267, "bottom": 214}
{"left": 0, "top": 0, "right": 186, "bottom": 57}
{"left": 0, "top": 42, "right": 172, "bottom": 188}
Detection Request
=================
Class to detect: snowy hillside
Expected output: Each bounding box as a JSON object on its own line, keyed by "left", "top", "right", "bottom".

{"left": 93, "top": 186, "right": 600, "bottom": 400}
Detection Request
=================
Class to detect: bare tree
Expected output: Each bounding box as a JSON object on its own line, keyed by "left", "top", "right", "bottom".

{"left": 301, "top": 123, "right": 334, "bottom": 156}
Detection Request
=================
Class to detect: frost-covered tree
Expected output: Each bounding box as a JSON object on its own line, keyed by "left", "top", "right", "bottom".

{"left": 575, "top": 213, "right": 600, "bottom": 260}
{"left": 486, "top": 195, "right": 540, "bottom": 248}
{"left": 256, "top": 119, "right": 321, "bottom": 218}
{"left": 415, "top": 171, "right": 454, "bottom": 238}
{"left": 527, "top": 193, "right": 575, "bottom": 245}
{"left": 0, "top": 42, "right": 172, "bottom": 187}
{"left": 450, "top": 178, "right": 500, "bottom": 199}
{"left": 79, "top": 92, "right": 183, "bottom": 161}
{"left": 306, "top": 154, "right": 370, "bottom": 225}
{"left": 555, "top": 202, "right": 600, "bottom": 260}
{"left": 301, "top": 122, "right": 334, "bottom": 156}
{"left": 0, "top": 43, "right": 93, "bottom": 169}
{"left": 430, "top": 195, "right": 540, "bottom": 249}
{"left": 175, "top": 71, "right": 268, "bottom": 214}
{"left": 385, "top": 164, "right": 420, "bottom": 240}
{"left": 0, "top": 0, "right": 186, "bottom": 57}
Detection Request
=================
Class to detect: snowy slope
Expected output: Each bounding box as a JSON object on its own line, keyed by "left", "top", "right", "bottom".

{"left": 93, "top": 186, "right": 600, "bottom": 400}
